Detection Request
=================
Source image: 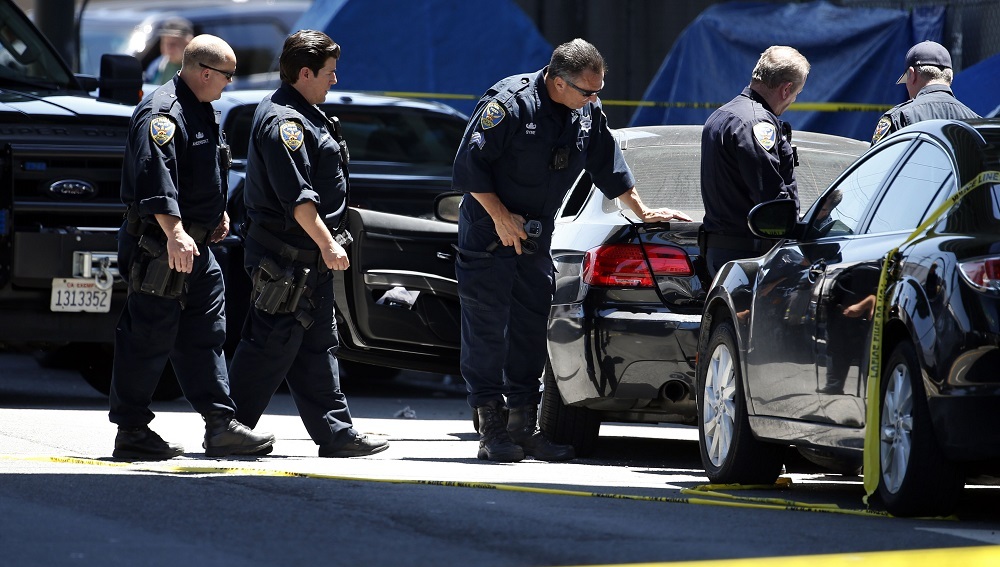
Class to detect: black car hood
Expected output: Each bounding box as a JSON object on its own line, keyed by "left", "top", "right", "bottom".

{"left": 0, "top": 87, "right": 133, "bottom": 124}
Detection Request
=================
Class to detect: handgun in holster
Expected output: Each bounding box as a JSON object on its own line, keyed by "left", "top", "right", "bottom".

{"left": 252, "top": 256, "right": 293, "bottom": 314}
{"left": 133, "top": 234, "right": 186, "bottom": 300}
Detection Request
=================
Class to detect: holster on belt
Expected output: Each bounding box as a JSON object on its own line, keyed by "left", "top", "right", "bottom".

{"left": 250, "top": 255, "right": 313, "bottom": 329}
{"left": 130, "top": 233, "right": 187, "bottom": 305}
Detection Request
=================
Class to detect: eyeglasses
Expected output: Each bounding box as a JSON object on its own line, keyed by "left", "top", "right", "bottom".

{"left": 199, "top": 62, "right": 235, "bottom": 81}
{"left": 562, "top": 76, "right": 602, "bottom": 98}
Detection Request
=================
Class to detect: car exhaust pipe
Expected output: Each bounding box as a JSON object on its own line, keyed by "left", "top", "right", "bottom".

{"left": 660, "top": 380, "right": 689, "bottom": 403}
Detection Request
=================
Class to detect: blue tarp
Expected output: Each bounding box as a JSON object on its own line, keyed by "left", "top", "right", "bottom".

{"left": 952, "top": 53, "right": 1000, "bottom": 117}
{"left": 630, "top": 1, "right": 945, "bottom": 141}
{"left": 288, "top": 0, "right": 552, "bottom": 116}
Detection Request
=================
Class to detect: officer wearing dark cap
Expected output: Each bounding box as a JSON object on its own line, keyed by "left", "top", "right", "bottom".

{"left": 111, "top": 35, "right": 275, "bottom": 460}
{"left": 871, "top": 40, "right": 979, "bottom": 145}
{"left": 226, "top": 30, "right": 389, "bottom": 458}
{"left": 453, "top": 38, "right": 692, "bottom": 462}
{"left": 701, "top": 45, "right": 809, "bottom": 277}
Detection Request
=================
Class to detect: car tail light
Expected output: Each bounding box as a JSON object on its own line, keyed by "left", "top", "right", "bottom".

{"left": 582, "top": 243, "right": 693, "bottom": 288}
{"left": 959, "top": 257, "right": 1000, "bottom": 293}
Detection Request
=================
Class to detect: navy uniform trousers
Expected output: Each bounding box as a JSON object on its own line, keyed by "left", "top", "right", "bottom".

{"left": 109, "top": 224, "right": 233, "bottom": 427}
{"left": 227, "top": 239, "right": 355, "bottom": 448}
{"left": 456, "top": 199, "right": 554, "bottom": 410}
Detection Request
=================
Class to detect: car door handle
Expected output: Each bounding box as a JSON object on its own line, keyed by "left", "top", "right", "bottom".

{"left": 807, "top": 261, "right": 825, "bottom": 283}
{"left": 437, "top": 251, "right": 453, "bottom": 261}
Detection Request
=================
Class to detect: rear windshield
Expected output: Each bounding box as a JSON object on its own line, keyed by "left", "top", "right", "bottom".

{"left": 622, "top": 143, "right": 862, "bottom": 221}
{"left": 225, "top": 103, "right": 466, "bottom": 166}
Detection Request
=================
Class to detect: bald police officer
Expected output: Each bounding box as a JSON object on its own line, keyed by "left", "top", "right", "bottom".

{"left": 227, "top": 30, "right": 388, "bottom": 458}
{"left": 871, "top": 40, "right": 979, "bottom": 145}
{"left": 700, "top": 45, "right": 809, "bottom": 277}
{"left": 453, "top": 38, "right": 692, "bottom": 462}
{"left": 111, "top": 35, "right": 274, "bottom": 460}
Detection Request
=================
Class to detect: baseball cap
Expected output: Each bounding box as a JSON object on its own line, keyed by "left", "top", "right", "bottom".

{"left": 896, "top": 40, "right": 952, "bottom": 84}
{"left": 158, "top": 17, "right": 194, "bottom": 39}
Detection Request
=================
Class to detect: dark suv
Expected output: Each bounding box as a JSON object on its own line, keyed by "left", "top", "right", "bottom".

{"left": 0, "top": 3, "right": 139, "bottom": 363}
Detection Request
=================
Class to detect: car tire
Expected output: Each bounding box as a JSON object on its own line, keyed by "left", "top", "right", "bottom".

{"left": 876, "top": 341, "right": 964, "bottom": 517}
{"left": 538, "top": 360, "right": 600, "bottom": 457}
{"left": 697, "top": 321, "right": 783, "bottom": 484}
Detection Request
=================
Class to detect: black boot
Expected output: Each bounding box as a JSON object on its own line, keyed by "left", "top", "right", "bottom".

{"left": 203, "top": 411, "right": 275, "bottom": 457}
{"left": 476, "top": 402, "right": 524, "bottom": 462}
{"left": 507, "top": 405, "right": 575, "bottom": 462}
{"left": 113, "top": 425, "right": 184, "bottom": 461}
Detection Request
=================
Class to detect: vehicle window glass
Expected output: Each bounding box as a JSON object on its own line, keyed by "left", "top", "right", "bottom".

{"left": 225, "top": 104, "right": 465, "bottom": 166}
{"left": 204, "top": 22, "right": 286, "bottom": 76}
{"left": 939, "top": 182, "right": 1000, "bottom": 233}
{"left": 808, "top": 140, "right": 909, "bottom": 237}
{"left": 0, "top": 5, "right": 73, "bottom": 87}
{"left": 867, "top": 141, "right": 953, "bottom": 234}
{"left": 624, "top": 144, "right": 704, "bottom": 218}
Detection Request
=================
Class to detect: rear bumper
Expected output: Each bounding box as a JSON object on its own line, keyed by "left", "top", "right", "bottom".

{"left": 547, "top": 301, "right": 700, "bottom": 415}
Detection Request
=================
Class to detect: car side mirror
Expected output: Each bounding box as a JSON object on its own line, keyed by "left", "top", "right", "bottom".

{"left": 97, "top": 54, "right": 143, "bottom": 105}
{"left": 748, "top": 199, "right": 799, "bottom": 239}
{"left": 435, "top": 192, "right": 462, "bottom": 223}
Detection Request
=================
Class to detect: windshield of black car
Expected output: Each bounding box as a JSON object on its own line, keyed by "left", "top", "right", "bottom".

{"left": 224, "top": 103, "right": 466, "bottom": 166}
{"left": 0, "top": 4, "right": 74, "bottom": 89}
{"left": 620, "top": 143, "right": 862, "bottom": 222}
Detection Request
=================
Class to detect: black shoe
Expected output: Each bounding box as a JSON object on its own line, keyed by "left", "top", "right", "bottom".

{"left": 816, "top": 385, "right": 845, "bottom": 395}
{"left": 507, "top": 405, "right": 575, "bottom": 462}
{"left": 203, "top": 412, "right": 275, "bottom": 458}
{"left": 319, "top": 433, "right": 389, "bottom": 458}
{"left": 113, "top": 426, "right": 184, "bottom": 461}
{"left": 476, "top": 402, "right": 524, "bottom": 462}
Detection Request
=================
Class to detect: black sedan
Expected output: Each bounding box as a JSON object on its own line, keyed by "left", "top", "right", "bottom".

{"left": 697, "top": 118, "right": 1000, "bottom": 517}
{"left": 540, "top": 125, "right": 867, "bottom": 455}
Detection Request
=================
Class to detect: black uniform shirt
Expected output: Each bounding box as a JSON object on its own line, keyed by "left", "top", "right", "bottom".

{"left": 871, "top": 84, "right": 980, "bottom": 145}
{"left": 120, "top": 75, "right": 227, "bottom": 227}
{"left": 700, "top": 87, "right": 798, "bottom": 236}
{"left": 452, "top": 67, "right": 634, "bottom": 219}
{"left": 244, "top": 83, "right": 347, "bottom": 250}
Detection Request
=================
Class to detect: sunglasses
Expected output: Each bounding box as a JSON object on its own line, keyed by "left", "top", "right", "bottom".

{"left": 562, "top": 76, "right": 602, "bottom": 98}
{"left": 199, "top": 62, "right": 235, "bottom": 81}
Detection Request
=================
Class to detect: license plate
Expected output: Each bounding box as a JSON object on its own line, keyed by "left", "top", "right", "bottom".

{"left": 50, "top": 278, "right": 112, "bottom": 313}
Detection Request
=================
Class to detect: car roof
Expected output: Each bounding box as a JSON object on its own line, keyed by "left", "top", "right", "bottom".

{"left": 615, "top": 124, "right": 869, "bottom": 154}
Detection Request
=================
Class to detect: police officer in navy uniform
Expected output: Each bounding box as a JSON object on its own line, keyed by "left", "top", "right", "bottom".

{"left": 700, "top": 45, "right": 809, "bottom": 277}
{"left": 871, "top": 40, "right": 979, "bottom": 145}
{"left": 453, "top": 38, "right": 692, "bottom": 462}
{"left": 111, "top": 35, "right": 275, "bottom": 460}
{"left": 227, "top": 30, "right": 388, "bottom": 458}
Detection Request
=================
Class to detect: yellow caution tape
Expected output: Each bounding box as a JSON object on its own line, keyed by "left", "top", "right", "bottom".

{"left": 361, "top": 91, "right": 892, "bottom": 113}
{"left": 862, "top": 170, "right": 1000, "bottom": 503}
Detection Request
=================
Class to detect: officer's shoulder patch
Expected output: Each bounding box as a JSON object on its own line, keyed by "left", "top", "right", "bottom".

{"left": 752, "top": 121, "right": 776, "bottom": 151}
{"left": 480, "top": 100, "right": 505, "bottom": 130}
{"left": 872, "top": 116, "right": 893, "bottom": 144}
{"left": 149, "top": 115, "right": 176, "bottom": 147}
{"left": 279, "top": 120, "right": 304, "bottom": 152}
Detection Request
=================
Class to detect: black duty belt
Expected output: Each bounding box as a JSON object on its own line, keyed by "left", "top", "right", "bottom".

{"left": 247, "top": 222, "right": 319, "bottom": 264}
{"left": 123, "top": 206, "right": 213, "bottom": 246}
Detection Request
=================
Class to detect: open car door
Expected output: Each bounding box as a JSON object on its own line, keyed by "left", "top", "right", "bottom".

{"left": 332, "top": 208, "right": 461, "bottom": 374}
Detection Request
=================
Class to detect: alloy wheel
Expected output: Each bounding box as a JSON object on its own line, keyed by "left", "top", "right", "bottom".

{"left": 880, "top": 362, "right": 914, "bottom": 494}
{"left": 703, "top": 342, "right": 737, "bottom": 468}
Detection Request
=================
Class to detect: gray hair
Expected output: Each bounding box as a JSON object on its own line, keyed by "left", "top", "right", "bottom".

{"left": 751, "top": 45, "right": 810, "bottom": 89}
{"left": 548, "top": 38, "right": 606, "bottom": 81}
{"left": 916, "top": 64, "right": 953, "bottom": 84}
